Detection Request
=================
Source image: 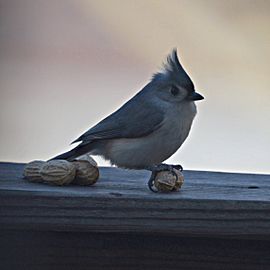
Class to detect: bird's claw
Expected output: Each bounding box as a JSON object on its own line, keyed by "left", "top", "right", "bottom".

{"left": 148, "top": 172, "right": 158, "bottom": 192}
{"left": 172, "top": 164, "right": 183, "bottom": 171}
{"left": 147, "top": 163, "right": 183, "bottom": 192}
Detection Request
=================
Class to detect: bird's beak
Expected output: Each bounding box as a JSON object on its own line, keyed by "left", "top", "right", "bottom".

{"left": 188, "top": 91, "right": 204, "bottom": 101}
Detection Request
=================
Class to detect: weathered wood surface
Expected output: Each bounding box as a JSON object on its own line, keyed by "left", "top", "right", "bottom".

{"left": 1, "top": 162, "right": 270, "bottom": 270}
{"left": 0, "top": 162, "right": 270, "bottom": 237}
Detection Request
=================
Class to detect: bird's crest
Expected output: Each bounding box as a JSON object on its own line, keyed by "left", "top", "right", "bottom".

{"left": 152, "top": 49, "right": 194, "bottom": 90}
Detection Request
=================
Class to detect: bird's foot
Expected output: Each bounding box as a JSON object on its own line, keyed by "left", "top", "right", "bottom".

{"left": 147, "top": 163, "right": 183, "bottom": 192}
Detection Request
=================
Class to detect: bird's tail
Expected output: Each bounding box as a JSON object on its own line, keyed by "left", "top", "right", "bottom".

{"left": 49, "top": 144, "right": 91, "bottom": 161}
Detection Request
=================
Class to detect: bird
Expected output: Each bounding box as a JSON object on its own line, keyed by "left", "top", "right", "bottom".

{"left": 51, "top": 49, "right": 204, "bottom": 190}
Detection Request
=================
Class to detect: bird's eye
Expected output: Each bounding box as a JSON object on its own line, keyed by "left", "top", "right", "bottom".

{"left": 170, "top": 86, "right": 179, "bottom": 96}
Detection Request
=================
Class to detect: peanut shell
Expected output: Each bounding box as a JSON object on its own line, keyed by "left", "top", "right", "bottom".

{"left": 72, "top": 160, "right": 99, "bottom": 186}
{"left": 40, "top": 160, "right": 76, "bottom": 185}
{"left": 23, "top": 160, "right": 45, "bottom": 183}
{"left": 154, "top": 169, "right": 184, "bottom": 192}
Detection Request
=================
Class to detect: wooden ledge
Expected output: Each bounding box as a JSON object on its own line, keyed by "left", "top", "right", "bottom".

{"left": 1, "top": 162, "right": 270, "bottom": 238}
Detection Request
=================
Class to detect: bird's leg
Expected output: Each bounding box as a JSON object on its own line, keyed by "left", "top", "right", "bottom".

{"left": 147, "top": 163, "right": 183, "bottom": 192}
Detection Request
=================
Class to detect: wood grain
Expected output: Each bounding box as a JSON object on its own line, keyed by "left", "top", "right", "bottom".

{"left": 0, "top": 162, "right": 270, "bottom": 237}
{"left": 1, "top": 162, "right": 270, "bottom": 269}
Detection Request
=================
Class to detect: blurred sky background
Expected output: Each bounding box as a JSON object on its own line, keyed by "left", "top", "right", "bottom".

{"left": 0, "top": 0, "right": 269, "bottom": 174}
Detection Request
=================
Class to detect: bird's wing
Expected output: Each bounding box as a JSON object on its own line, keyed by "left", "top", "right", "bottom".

{"left": 73, "top": 97, "right": 164, "bottom": 145}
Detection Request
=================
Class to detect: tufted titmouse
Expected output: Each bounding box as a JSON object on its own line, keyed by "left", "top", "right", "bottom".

{"left": 52, "top": 49, "right": 204, "bottom": 189}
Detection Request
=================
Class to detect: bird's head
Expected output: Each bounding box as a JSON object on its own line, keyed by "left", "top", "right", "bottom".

{"left": 151, "top": 49, "right": 204, "bottom": 104}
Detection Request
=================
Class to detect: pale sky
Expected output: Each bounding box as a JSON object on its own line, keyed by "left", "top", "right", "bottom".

{"left": 0, "top": 0, "right": 269, "bottom": 174}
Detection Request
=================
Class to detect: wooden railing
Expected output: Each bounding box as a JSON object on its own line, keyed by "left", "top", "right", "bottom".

{"left": 0, "top": 162, "right": 270, "bottom": 269}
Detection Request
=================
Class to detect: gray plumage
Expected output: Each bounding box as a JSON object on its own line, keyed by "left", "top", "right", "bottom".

{"left": 52, "top": 49, "right": 204, "bottom": 169}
